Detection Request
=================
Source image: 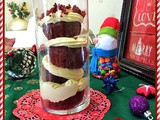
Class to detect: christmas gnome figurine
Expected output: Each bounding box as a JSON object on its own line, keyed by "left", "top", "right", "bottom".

{"left": 90, "top": 17, "right": 121, "bottom": 79}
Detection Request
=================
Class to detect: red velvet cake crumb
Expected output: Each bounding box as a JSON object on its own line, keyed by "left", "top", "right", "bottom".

{"left": 39, "top": 3, "right": 86, "bottom": 20}
{"left": 41, "top": 90, "right": 84, "bottom": 110}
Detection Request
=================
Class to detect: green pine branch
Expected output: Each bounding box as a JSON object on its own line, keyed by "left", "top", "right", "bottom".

{"left": 7, "top": 1, "right": 30, "bottom": 19}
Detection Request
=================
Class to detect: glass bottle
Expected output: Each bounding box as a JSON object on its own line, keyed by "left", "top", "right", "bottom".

{"left": 32, "top": 0, "right": 90, "bottom": 115}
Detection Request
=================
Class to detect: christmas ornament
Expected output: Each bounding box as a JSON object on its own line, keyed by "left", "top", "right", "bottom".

{"left": 5, "top": 48, "right": 36, "bottom": 78}
{"left": 31, "top": 44, "right": 37, "bottom": 56}
{"left": 129, "top": 95, "right": 154, "bottom": 120}
{"left": 102, "top": 75, "right": 120, "bottom": 95}
{"left": 90, "top": 17, "right": 121, "bottom": 79}
{"left": 136, "top": 84, "right": 155, "bottom": 98}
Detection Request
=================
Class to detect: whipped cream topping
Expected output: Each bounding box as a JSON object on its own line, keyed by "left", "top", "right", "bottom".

{"left": 42, "top": 55, "right": 84, "bottom": 80}
{"left": 60, "top": 12, "right": 83, "bottom": 23}
{"left": 46, "top": 37, "right": 87, "bottom": 48}
{"left": 40, "top": 77, "right": 88, "bottom": 102}
{"left": 39, "top": 12, "right": 83, "bottom": 27}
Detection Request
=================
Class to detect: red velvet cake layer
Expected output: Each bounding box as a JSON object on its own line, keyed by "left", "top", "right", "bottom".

{"left": 43, "top": 21, "right": 81, "bottom": 40}
{"left": 48, "top": 46, "right": 88, "bottom": 69}
{"left": 41, "top": 90, "right": 84, "bottom": 110}
{"left": 40, "top": 65, "right": 68, "bottom": 84}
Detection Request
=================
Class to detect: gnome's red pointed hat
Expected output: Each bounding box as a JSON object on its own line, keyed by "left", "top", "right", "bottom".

{"left": 99, "top": 17, "right": 120, "bottom": 38}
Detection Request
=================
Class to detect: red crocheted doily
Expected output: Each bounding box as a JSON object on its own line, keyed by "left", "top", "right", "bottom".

{"left": 13, "top": 88, "right": 111, "bottom": 120}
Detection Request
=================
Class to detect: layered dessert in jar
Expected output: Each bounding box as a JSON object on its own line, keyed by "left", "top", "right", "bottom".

{"left": 38, "top": 3, "right": 89, "bottom": 111}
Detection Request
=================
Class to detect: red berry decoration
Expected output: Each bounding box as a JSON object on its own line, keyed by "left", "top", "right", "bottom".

{"left": 136, "top": 84, "right": 155, "bottom": 98}
{"left": 9, "top": 10, "right": 13, "bottom": 14}
{"left": 31, "top": 44, "right": 37, "bottom": 56}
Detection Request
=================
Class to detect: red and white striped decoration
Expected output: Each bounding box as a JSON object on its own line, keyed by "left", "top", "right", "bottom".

{"left": 0, "top": 0, "right": 3, "bottom": 119}
{"left": 157, "top": 0, "right": 160, "bottom": 119}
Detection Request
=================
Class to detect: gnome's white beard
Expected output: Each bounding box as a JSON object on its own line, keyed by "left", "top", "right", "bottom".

{"left": 95, "top": 34, "right": 117, "bottom": 51}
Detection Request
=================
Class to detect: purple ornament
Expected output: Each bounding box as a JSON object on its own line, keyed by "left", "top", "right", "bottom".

{"left": 129, "top": 95, "right": 149, "bottom": 117}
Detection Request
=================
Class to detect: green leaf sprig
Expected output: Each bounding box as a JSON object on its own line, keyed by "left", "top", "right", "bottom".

{"left": 7, "top": 2, "right": 30, "bottom": 19}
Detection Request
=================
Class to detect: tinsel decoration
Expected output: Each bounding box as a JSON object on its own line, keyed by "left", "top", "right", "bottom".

{"left": 102, "top": 75, "right": 120, "bottom": 95}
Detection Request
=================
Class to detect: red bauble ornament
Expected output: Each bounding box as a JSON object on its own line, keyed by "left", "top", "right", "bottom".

{"left": 31, "top": 44, "right": 37, "bottom": 56}
{"left": 136, "top": 84, "right": 155, "bottom": 98}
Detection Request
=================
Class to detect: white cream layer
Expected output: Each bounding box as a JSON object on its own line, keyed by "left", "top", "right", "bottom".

{"left": 39, "top": 12, "right": 83, "bottom": 27}
{"left": 46, "top": 37, "right": 87, "bottom": 48}
{"left": 40, "top": 77, "right": 88, "bottom": 102}
{"left": 41, "top": 55, "right": 88, "bottom": 102}
{"left": 42, "top": 55, "right": 84, "bottom": 80}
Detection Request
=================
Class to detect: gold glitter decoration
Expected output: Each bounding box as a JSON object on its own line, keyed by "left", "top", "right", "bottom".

{"left": 5, "top": 75, "right": 9, "bottom": 80}
{"left": 26, "top": 79, "right": 38, "bottom": 84}
{"left": 14, "top": 87, "right": 23, "bottom": 91}
{"left": 27, "top": 89, "right": 35, "bottom": 93}
{"left": 13, "top": 100, "right": 18, "bottom": 104}
{"left": 16, "top": 80, "right": 23, "bottom": 82}
{"left": 5, "top": 95, "right": 9, "bottom": 100}
{"left": 5, "top": 110, "right": 7, "bottom": 116}
{"left": 5, "top": 84, "right": 11, "bottom": 89}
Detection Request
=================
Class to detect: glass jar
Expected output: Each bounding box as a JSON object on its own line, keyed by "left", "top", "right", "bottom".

{"left": 32, "top": 0, "right": 90, "bottom": 115}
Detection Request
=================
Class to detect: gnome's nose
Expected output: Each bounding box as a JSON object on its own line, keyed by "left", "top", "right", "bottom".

{"left": 93, "top": 38, "right": 99, "bottom": 44}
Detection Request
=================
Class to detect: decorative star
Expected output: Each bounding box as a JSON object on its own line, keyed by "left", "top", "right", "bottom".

{"left": 102, "top": 75, "right": 120, "bottom": 95}
{"left": 136, "top": 84, "right": 155, "bottom": 98}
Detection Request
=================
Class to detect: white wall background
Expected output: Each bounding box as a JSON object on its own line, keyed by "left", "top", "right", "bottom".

{"left": 5, "top": 0, "right": 123, "bottom": 34}
{"left": 89, "top": 0, "right": 123, "bottom": 35}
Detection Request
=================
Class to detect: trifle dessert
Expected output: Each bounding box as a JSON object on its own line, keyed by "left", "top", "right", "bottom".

{"left": 37, "top": 3, "right": 90, "bottom": 114}
{"left": 39, "top": 3, "right": 86, "bottom": 40}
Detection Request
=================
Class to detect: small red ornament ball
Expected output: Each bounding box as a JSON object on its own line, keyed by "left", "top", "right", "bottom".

{"left": 31, "top": 44, "right": 37, "bottom": 56}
